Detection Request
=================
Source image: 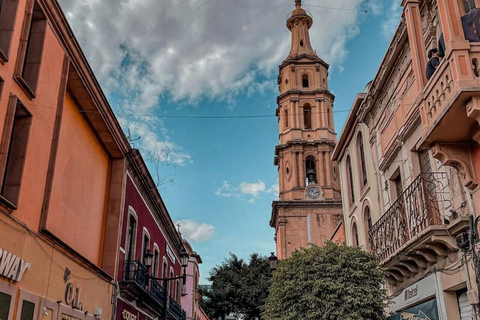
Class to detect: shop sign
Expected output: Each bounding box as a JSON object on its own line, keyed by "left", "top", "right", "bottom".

{"left": 0, "top": 248, "right": 30, "bottom": 282}
{"left": 390, "top": 274, "right": 436, "bottom": 313}
{"left": 388, "top": 298, "right": 438, "bottom": 320}
{"left": 166, "top": 244, "right": 176, "bottom": 264}
{"left": 65, "top": 282, "right": 84, "bottom": 310}
{"left": 122, "top": 310, "right": 137, "bottom": 320}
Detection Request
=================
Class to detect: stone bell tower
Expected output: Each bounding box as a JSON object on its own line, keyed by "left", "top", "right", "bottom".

{"left": 270, "top": 0, "right": 343, "bottom": 259}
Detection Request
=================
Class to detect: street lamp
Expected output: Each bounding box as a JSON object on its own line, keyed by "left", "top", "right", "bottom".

{"left": 268, "top": 252, "right": 278, "bottom": 271}
{"left": 144, "top": 249, "right": 154, "bottom": 270}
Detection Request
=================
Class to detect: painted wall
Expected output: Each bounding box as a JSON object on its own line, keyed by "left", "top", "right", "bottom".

{"left": 118, "top": 175, "right": 182, "bottom": 292}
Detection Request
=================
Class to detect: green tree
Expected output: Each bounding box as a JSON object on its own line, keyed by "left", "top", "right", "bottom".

{"left": 200, "top": 253, "right": 272, "bottom": 320}
{"left": 262, "top": 242, "right": 387, "bottom": 320}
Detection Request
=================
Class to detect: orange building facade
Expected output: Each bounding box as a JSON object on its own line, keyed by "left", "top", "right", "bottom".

{"left": 0, "top": 1, "right": 190, "bottom": 320}
{"left": 270, "top": 1, "right": 344, "bottom": 260}
{"left": 0, "top": 0, "right": 130, "bottom": 319}
{"left": 333, "top": 0, "right": 480, "bottom": 318}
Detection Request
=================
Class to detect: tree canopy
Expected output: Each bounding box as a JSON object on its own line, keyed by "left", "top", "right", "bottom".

{"left": 262, "top": 242, "right": 387, "bottom": 320}
{"left": 200, "top": 253, "right": 272, "bottom": 320}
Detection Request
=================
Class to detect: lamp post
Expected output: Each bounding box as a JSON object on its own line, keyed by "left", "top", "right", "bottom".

{"left": 146, "top": 249, "right": 189, "bottom": 320}
{"left": 268, "top": 252, "right": 278, "bottom": 271}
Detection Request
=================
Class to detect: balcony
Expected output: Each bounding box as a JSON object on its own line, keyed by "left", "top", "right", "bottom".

{"left": 368, "top": 172, "right": 470, "bottom": 285}
{"left": 420, "top": 44, "right": 480, "bottom": 150}
{"left": 119, "top": 261, "right": 166, "bottom": 316}
{"left": 119, "top": 261, "right": 186, "bottom": 320}
{"left": 168, "top": 297, "right": 186, "bottom": 320}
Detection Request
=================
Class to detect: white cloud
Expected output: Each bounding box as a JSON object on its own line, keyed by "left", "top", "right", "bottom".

{"left": 381, "top": 1, "right": 402, "bottom": 40}
{"left": 57, "top": 0, "right": 368, "bottom": 169}
{"left": 58, "top": 0, "right": 366, "bottom": 104}
{"left": 215, "top": 180, "right": 279, "bottom": 202}
{"left": 239, "top": 181, "right": 266, "bottom": 197}
{"left": 175, "top": 219, "right": 215, "bottom": 243}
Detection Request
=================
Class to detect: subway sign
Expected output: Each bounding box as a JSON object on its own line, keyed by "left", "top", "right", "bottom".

{"left": 0, "top": 248, "right": 31, "bottom": 282}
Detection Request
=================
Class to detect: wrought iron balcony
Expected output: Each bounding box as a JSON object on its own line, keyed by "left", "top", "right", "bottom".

{"left": 168, "top": 297, "right": 183, "bottom": 319}
{"left": 119, "top": 261, "right": 166, "bottom": 317}
{"left": 368, "top": 172, "right": 470, "bottom": 285}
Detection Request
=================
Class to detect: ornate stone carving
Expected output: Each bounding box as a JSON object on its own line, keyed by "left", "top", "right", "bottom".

{"left": 431, "top": 143, "right": 478, "bottom": 190}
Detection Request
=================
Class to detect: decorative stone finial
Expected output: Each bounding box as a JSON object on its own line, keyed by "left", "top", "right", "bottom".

{"left": 295, "top": 0, "right": 302, "bottom": 8}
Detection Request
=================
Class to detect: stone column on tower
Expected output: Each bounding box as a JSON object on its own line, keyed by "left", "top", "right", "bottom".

{"left": 270, "top": 1, "right": 344, "bottom": 260}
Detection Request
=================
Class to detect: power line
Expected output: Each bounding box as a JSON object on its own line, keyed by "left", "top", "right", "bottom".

{"left": 303, "top": 3, "right": 368, "bottom": 13}
{"left": 79, "top": 109, "right": 353, "bottom": 120}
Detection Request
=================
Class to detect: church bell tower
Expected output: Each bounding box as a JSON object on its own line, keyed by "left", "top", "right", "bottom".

{"left": 270, "top": 0, "right": 343, "bottom": 259}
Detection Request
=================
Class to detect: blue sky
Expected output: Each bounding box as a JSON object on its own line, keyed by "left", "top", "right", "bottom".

{"left": 58, "top": 0, "right": 403, "bottom": 282}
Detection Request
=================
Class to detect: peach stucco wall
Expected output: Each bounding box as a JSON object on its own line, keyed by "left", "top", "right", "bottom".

{"left": 0, "top": 23, "right": 64, "bottom": 229}
{"left": 46, "top": 91, "right": 111, "bottom": 265}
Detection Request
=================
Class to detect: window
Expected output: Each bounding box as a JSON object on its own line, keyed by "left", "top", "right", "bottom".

{"left": 19, "top": 301, "right": 35, "bottom": 320}
{"left": 176, "top": 279, "right": 180, "bottom": 301}
{"left": 352, "top": 222, "right": 359, "bottom": 247}
{"left": 141, "top": 231, "right": 150, "bottom": 266}
{"left": 346, "top": 156, "right": 355, "bottom": 204}
{"left": 284, "top": 109, "right": 288, "bottom": 128}
{"left": 0, "top": 292, "right": 11, "bottom": 320}
{"left": 303, "top": 105, "right": 311, "bottom": 129}
{"left": 364, "top": 206, "right": 372, "bottom": 250}
{"left": 357, "top": 133, "right": 367, "bottom": 186}
{"left": 326, "top": 107, "right": 331, "bottom": 127}
{"left": 125, "top": 213, "right": 137, "bottom": 261}
{"left": 153, "top": 246, "right": 160, "bottom": 277}
{"left": 392, "top": 172, "right": 403, "bottom": 200}
{"left": 464, "top": 0, "right": 476, "bottom": 12}
{"left": 169, "top": 269, "right": 174, "bottom": 296}
{"left": 0, "top": 97, "right": 32, "bottom": 208}
{"left": 0, "top": 0, "right": 20, "bottom": 62}
{"left": 15, "top": 1, "right": 47, "bottom": 98}
{"left": 162, "top": 259, "right": 168, "bottom": 287}
{"left": 305, "top": 156, "right": 316, "bottom": 185}
{"left": 302, "top": 74, "right": 309, "bottom": 88}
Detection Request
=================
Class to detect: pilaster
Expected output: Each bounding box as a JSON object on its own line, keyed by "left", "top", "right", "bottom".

{"left": 402, "top": 0, "right": 427, "bottom": 90}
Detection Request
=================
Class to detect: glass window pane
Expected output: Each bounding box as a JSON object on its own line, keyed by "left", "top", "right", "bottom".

{"left": 0, "top": 292, "right": 11, "bottom": 320}
{"left": 20, "top": 301, "right": 35, "bottom": 320}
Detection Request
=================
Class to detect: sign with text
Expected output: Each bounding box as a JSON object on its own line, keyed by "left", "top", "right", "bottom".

{"left": 389, "top": 274, "right": 436, "bottom": 313}
{"left": 165, "top": 244, "right": 176, "bottom": 264}
{"left": 0, "top": 248, "right": 30, "bottom": 282}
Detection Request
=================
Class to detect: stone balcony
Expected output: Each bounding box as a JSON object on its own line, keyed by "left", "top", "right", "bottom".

{"left": 368, "top": 172, "right": 470, "bottom": 286}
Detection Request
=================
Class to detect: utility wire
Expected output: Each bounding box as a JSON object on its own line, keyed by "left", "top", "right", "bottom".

{"left": 303, "top": 3, "right": 368, "bottom": 13}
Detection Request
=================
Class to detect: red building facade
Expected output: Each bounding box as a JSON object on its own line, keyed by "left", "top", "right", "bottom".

{"left": 116, "top": 150, "right": 186, "bottom": 320}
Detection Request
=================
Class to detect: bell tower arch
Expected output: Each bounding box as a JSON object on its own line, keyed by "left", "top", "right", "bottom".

{"left": 270, "top": 0, "right": 344, "bottom": 259}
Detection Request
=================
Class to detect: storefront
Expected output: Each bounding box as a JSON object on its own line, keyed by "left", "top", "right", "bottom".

{"left": 0, "top": 217, "right": 114, "bottom": 320}
{"left": 388, "top": 274, "right": 441, "bottom": 320}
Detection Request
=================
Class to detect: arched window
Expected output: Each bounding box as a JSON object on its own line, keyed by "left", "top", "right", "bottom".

{"left": 357, "top": 133, "right": 367, "bottom": 186}
{"left": 153, "top": 245, "right": 160, "bottom": 277}
{"left": 284, "top": 109, "right": 289, "bottom": 128}
{"left": 346, "top": 156, "right": 355, "bottom": 204}
{"left": 364, "top": 206, "right": 372, "bottom": 250}
{"left": 169, "top": 269, "right": 175, "bottom": 296}
{"left": 305, "top": 156, "right": 317, "bottom": 185}
{"left": 141, "top": 230, "right": 150, "bottom": 266}
{"left": 162, "top": 258, "right": 168, "bottom": 288}
{"left": 302, "top": 74, "right": 309, "bottom": 88}
{"left": 303, "top": 105, "right": 312, "bottom": 129}
{"left": 352, "top": 222, "right": 359, "bottom": 247}
{"left": 326, "top": 107, "right": 331, "bottom": 127}
{"left": 125, "top": 210, "right": 137, "bottom": 262}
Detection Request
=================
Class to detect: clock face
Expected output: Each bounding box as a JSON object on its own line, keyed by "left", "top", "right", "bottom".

{"left": 306, "top": 186, "right": 321, "bottom": 200}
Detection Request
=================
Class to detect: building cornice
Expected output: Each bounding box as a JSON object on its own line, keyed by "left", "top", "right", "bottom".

{"left": 42, "top": 0, "right": 131, "bottom": 158}
{"left": 126, "top": 149, "right": 185, "bottom": 254}
{"left": 270, "top": 199, "right": 343, "bottom": 227}
{"left": 358, "top": 19, "right": 408, "bottom": 121}
{"left": 277, "top": 89, "right": 335, "bottom": 104}
{"left": 279, "top": 54, "right": 329, "bottom": 70}
{"left": 332, "top": 93, "right": 366, "bottom": 161}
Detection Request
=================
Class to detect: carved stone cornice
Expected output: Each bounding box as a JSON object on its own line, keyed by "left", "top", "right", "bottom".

{"left": 431, "top": 142, "right": 478, "bottom": 190}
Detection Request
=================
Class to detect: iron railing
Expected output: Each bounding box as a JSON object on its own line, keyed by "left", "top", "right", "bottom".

{"left": 169, "top": 297, "right": 183, "bottom": 319}
{"left": 368, "top": 172, "right": 465, "bottom": 262}
{"left": 286, "top": 9, "right": 313, "bottom": 22}
{"left": 124, "top": 260, "right": 148, "bottom": 287}
{"left": 150, "top": 278, "right": 166, "bottom": 303}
